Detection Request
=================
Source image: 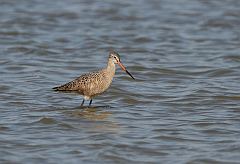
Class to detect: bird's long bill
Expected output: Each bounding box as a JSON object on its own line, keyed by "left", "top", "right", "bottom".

{"left": 118, "top": 62, "right": 135, "bottom": 80}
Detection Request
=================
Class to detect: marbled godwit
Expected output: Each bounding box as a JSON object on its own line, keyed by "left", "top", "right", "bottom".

{"left": 53, "top": 50, "right": 135, "bottom": 107}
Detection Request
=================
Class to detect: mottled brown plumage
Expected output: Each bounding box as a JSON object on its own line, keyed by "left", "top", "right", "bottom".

{"left": 53, "top": 50, "right": 135, "bottom": 106}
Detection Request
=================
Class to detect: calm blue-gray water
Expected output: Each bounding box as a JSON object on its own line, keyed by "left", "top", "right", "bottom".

{"left": 0, "top": 0, "right": 240, "bottom": 163}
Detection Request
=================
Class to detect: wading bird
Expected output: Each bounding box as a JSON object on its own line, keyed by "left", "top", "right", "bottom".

{"left": 53, "top": 50, "right": 135, "bottom": 107}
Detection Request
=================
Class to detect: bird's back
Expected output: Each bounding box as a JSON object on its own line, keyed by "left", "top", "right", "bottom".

{"left": 53, "top": 68, "right": 114, "bottom": 97}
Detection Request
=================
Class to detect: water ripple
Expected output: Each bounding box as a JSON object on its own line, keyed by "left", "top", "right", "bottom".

{"left": 0, "top": 0, "right": 240, "bottom": 163}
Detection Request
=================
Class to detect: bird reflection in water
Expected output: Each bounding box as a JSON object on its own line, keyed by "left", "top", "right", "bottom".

{"left": 66, "top": 105, "right": 112, "bottom": 121}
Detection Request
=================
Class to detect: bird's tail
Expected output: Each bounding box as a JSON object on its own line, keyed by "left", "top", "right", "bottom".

{"left": 52, "top": 81, "right": 77, "bottom": 91}
{"left": 52, "top": 85, "right": 67, "bottom": 91}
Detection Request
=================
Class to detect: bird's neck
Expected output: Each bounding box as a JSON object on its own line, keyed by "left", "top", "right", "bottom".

{"left": 106, "top": 59, "right": 116, "bottom": 77}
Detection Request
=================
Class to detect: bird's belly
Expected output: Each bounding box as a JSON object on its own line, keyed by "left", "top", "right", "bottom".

{"left": 84, "top": 80, "right": 112, "bottom": 97}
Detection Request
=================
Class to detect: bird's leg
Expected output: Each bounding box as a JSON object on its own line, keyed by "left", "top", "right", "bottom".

{"left": 80, "top": 99, "right": 85, "bottom": 107}
{"left": 89, "top": 99, "right": 93, "bottom": 107}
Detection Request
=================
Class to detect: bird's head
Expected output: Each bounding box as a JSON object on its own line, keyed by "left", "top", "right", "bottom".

{"left": 109, "top": 50, "right": 135, "bottom": 80}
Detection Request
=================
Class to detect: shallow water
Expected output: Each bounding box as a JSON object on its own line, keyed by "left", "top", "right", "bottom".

{"left": 0, "top": 0, "right": 240, "bottom": 163}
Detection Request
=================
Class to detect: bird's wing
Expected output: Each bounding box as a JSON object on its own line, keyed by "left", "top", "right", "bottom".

{"left": 53, "top": 71, "right": 104, "bottom": 93}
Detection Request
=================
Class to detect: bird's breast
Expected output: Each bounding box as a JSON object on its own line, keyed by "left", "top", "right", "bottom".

{"left": 84, "top": 70, "right": 114, "bottom": 97}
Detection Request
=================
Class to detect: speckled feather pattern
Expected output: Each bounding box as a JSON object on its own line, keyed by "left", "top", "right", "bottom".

{"left": 53, "top": 59, "right": 116, "bottom": 99}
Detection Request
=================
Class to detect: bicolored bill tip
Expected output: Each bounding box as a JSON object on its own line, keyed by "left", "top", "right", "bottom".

{"left": 126, "top": 70, "right": 135, "bottom": 80}
{"left": 117, "top": 62, "right": 135, "bottom": 80}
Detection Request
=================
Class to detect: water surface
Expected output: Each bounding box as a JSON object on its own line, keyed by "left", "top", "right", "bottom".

{"left": 0, "top": 0, "right": 240, "bottom": 163}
